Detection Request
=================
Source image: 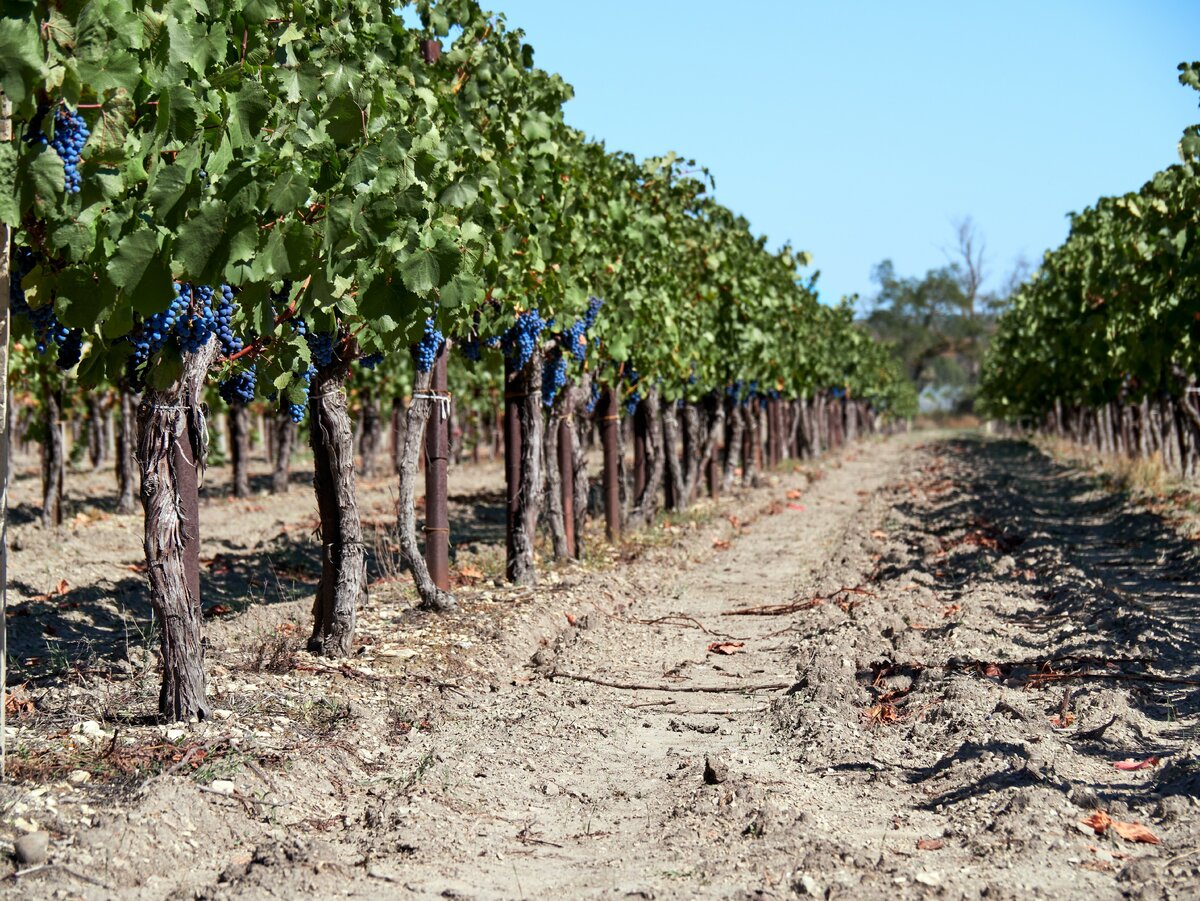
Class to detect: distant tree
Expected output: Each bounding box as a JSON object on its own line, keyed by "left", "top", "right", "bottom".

{"left": 864, "top": 218, "right": 1019, "bottom": 413}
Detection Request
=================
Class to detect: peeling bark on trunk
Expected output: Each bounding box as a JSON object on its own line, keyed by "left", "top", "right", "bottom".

{"left": 40, "top": 385, "right": 63, "bottom": 529}
{"left": 228, "top": 404, "right": 251, "bottom": 499}
{"left": 544, "top": 391, "right": 570, "bottom": 560}
{"left": 569, "top": 382, "right": 589, "bottom": 559}
{"left": 742, "top": 404, "right": 761, "bottom": 488}
{"left": 87, "top": 393, "right": 106, "bottom": 470}
{"left": 505, "top": 350, "right": 544, "bottom": 584}
{"left": 391, "top": 396, "right": 406, "bottom": 475}
{"left": 662, "top": 398, "right": 686, "bottom": 512}
{"left": 358, "top": 389, "right": 381, "bottom": 480}
{"left": 271, "top": 409, "right": 295, "bottom": 495}
{"left": 137, "top": 340, "right": 218, "bottom": 721}
{"left": 630, "top": 387, "right": 664, "bottom": 526}
{"left": 307, "top": 367, "right": 366, "bottom": 658}
{"left": 116, "top": 385, "right": 139, "bottom": 514}
{"left": 722, "top": 397, "right": 742, "bottom": 492}
{"left": 599, "top": 385, "right": 621, "bottom": 543}
{"left": 397, "top": 368, "right": 456, "bottom": 611}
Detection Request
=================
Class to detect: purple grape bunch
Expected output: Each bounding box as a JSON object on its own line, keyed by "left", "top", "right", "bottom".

{"left": 51, "top": 108, "right": 89, "bottom": 194}
{"left": 9, "top": 247, "right": 82, "bottom": 369}
{"left": 219, "top": 366, "right": 257, "bottom": 406}
{"left": 542, "top": 350, "right": 568, "bottom": 406}
{"left": 414, "top": 318, "right": 444, "bottom": 373}
{"left": 501, "top": 309, "right": 546, "bottom": 370}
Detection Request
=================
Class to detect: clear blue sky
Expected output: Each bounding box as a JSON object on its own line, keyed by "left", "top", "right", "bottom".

{"left": 493, "top": 1, "right": 1200, "bottom": 305}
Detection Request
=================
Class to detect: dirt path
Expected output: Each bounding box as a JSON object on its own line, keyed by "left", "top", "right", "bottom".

{"left": 5, "top": 434, "right": 1200, "bottom": 899}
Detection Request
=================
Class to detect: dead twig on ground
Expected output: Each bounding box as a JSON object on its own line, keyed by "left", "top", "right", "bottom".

{"left": 632, "top": 614, "right": 748, "bottom": 640}
{"left": 11, "top": 863, "right": 110, "bottom": 889}
{"left": 549, "top": 670, "right": 790, "bottom": 694}
{"left": 722, "top": 585, "right": 875, "bottom": 617}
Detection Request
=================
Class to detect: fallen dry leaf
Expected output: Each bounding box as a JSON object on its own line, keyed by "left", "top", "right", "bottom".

{"left": 1050, "top": 713, "right": 1076, "bottom": 728}
{"left": 29, "top": 579, "right": 70, "bottom": 603}
{"left": 984, "top": 663, "right": 1003, "bottom": 677}
{"left": 870, "top": 529, "right": 888, "bottom": 540}
{"left": 1111, "top": 821, "right": 1160, "bottom": 844}
{"left": 458, "top": 564, "right": 484, "bottom": 580}
{"left": 706, "top": 641, "right": 744, "bottom": 656}
{"left": 1080, "top": 810, "right": 1160, "bottom": 845}
{"left": 4, "top": 686, "right": 36, "bottom": 718}
{"left": 786, "top": 489, "right": 803, "bottom": 500}
{"left": 1114, "top": 755, "right": 1161, "bottom": 771}
{"left": 205, "top": 603, "right": 234, "bottom": 618}
{"left": 712, "top": 538, "right": 731, "bottom": 551}
{"left": 565, "top": 613, "right": 577, "bottom": 626}
{"left": 787, "top": 503, "right": 805, "bottom": 511}
{"left": 727, "top": 515, "right": 741, "bottom": 529}
{"left": 942, "top": 603, "right": 962, "bottom": 618}
{"left": 916, "top": 838, "right": 945, "bottom": 851}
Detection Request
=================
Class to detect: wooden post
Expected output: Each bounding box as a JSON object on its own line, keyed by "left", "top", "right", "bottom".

{"left": 424, "top": 342, "right": 450, "bottom": 590}
{"left": 633, "top": 400, "right": 647, "bottom": 501}
{"left": 600, "top": 386, "right": 621, "bottom": 542}
{"left": 0, "top": 93, "right": 11, "bottom": 778}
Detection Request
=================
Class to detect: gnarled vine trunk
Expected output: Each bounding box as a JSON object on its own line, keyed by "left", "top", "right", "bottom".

{"left": 662, "top": 398, "right": 687, "bottom": 512}
{"left": 630, "top": 386, "right": 664, "bottom": 526}
{"left": 722, "top": 396, "right": 743, "bottom": 492}
{"left": 397, "top": 368, "right": 456, "bottom": 611}
{"left": 228, "top": 403, "right": 251, "bottom": 499}
{"left": 40, "top": 385, "right": 63, "bottom": 529}
{"left": 505, "top": 350, "right": 544, "bottom": 584}
{"left": 116, "top": 384, "right": 139, "bottom": 514}
{"left": 271, "top": 409, "right": 295, "bottom": 494}
{"left": 87, "top": 392, "right": 107, "bottom": 470}
{"left": 307, "top": 366, "right": 366, "bottom": 657}
{"left": 544, "top": 388, "right": 570, "bottom": 560}
{"left": 137, "top": 340, "right": 218, "bottom": 721}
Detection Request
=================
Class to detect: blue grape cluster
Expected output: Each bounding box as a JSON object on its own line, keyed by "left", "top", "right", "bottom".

{"left": 625, "top": 390, "right": 642, "bottom": 417}
{"left": 414, "top": 318, "right": 444, "bottom": 372}
{"left": 359, "top": 352, "right": 384, "bottom": 370}
{"left": 501, "top": 309, "right": 546, "bottom": 370}
{"left": 25, "top": 106, "right": 89, "bottom": 193}
{"left": 306, "top": 331, "right": 337, "bottom": 369}
{"left": 459, "top": 337, "right": 482, "bottom": 361}
{"left": 562, "top": 296, "right": 604, "bottom": 364}
{"left": 9, "top": 247, "right": 82, "bottom": 369}
{"left": 213, "top": 286, "right": 240, "bottom": 355}
{"left": 51, "top": 108, "right": 89, "bottom": 194}
{"left": 624, "top": 362, "right": 642, "bottom": 416}
{"left": 129, "top": 282, "right": 236, "bottom": 367}
{"left": 57, "top": 330, "right": 83, "bottom": 369}
{"left": 219, "top": 366, "right": 257, "bottom": 405}
{"left": 542, "top": 351, "right": 568, "bottom": 407}
{"left": 287, "top": 366, "right": 318, "bottom": 422}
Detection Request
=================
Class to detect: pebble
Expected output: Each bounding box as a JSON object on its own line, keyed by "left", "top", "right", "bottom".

{"left": 14, "top": 831, "right": 49, "bottom": 866}
{"left": 67, "top": 769, "right": 91, "bottom": 785}
{"left": 209, "top": 780, "right": 235, "bottom": 796}
{"left": 915, "top": 871, "right": 942, "bottom": 886}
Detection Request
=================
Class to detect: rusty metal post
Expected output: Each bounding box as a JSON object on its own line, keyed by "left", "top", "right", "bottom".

{"left": 559, "top": 413, "right": 575, "bottom": 558}
{"left": 600, "top": 386, "right": 620, "bottom": 542}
